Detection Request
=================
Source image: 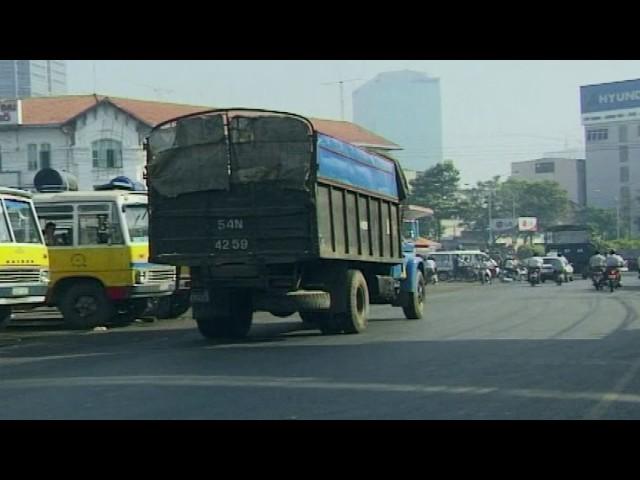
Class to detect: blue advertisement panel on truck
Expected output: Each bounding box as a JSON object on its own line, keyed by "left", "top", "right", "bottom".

{"left": 145, "top": 108, "right": 426, "bottom": 339}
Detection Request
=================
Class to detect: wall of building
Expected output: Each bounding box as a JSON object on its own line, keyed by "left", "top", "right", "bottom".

{"left": 353, "top": 71, "right": 443, "bottom": 172}
{"left": 510, "top": 157, "right": 586, "bottom": 206}
{"left": 584, "top": 120, "right": 640, "bottom": 235}
{"left": 581, "top": 78, "right": 640, "bottom": 237}
{"left": 0, "top": 102, "right": 148, "bottom": 190}
{"left": 0, "top": 60, "right": 67, "bottom": 98}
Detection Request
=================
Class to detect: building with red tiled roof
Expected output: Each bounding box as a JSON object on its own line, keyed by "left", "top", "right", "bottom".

{"left": 0, "top": 94, "right": 400, "bottom": 190}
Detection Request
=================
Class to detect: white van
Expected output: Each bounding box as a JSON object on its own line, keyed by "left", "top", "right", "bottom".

{"left": 429, "top": 250, "right": 491, "bottom": 281}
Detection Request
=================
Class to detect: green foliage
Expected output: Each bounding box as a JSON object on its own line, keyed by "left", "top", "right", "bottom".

{"left": 603, "top": 239, "right": 640, "bottom": 251}
{"left": 408, "top": 161, "right": 462, "bottom": 239}
{"left": 516, "top": 244, "right": 545, "bottom": 260}
{"left": 575, "top": 206, "right": 617, "bottom": 241}
{"left": 459, "top": 177, "right": 571, "bottom": 238}
{"left": 408, "top": 164, "right": 573, "bottom": 244}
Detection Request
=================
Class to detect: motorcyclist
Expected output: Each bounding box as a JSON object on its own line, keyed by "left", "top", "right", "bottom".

{"left": 605, "top": 249, "right": 625, "bottom": 287}
{"left": 502, "top": 256, "right": 518, "bottom": 279}
{"left": 589, "top": 250, "right": 607, "bottom": 287}
{"left": 487, "top": 256, "right": 499, "bottom": 278}
{"left": 473, "top": 256, "right": 492, "bottom": 284}
{"left": 526, "top": 255, "right": 544, "bottom": 281}
{"left": 457, "top": 255, "right": 472, "bottom": 280}
{"left": 425, "top": 256, "right": 438, "bottom": 284}
{"left": 555, "top": 252, "right": 568, "bottom": 283}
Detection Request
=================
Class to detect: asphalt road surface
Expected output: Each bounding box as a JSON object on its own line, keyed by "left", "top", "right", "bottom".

{"left": 3, "top": 274, "right": 640, "bottom": 419}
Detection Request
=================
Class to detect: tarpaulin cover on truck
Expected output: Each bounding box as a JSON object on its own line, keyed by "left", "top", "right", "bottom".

{"left": 147, "top": 110, "right": 313, "bottom": 198}
{"left": 316, "top": 133, "right": 406, "bottom": 201}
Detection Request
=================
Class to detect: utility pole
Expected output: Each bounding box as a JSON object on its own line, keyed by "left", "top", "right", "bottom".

{"left": 92, "top": 61, "right": 97, "bottom": 93}
{"left": 488, "top": 189, "right": 493, "bottom": 245}
{"left": 511, "top": 194, "right": 517, "bottom": 247}
{"left": 321, "top": 78, "right": 361, "bottom": 120}
{"left": 615, "top": 196, "right": 620, "bottom": 240}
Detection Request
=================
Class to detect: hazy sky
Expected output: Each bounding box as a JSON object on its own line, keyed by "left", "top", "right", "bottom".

{"left": 67, "top": 60, "right": 640, "bottom": 184}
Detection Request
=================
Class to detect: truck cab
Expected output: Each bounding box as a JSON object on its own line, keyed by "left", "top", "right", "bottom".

{"left": 0, "top": 187, "right": 49, "bottom": 329}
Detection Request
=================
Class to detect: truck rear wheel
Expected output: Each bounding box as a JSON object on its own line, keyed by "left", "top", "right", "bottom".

{"left": 299, "top": 311, "right": 319, "bottom": 324}
{"left": 341, "top": 269, "right": 369, "bottom": 334}
{"left": 196, "top": 292, "right": 253, "bottom": 339}
{"left": 402, "top": 271, "right": 425, "bottom": 320}
{"left": 306, "top": 312, "right": 343, "bottom": 335}
{"left": 298, "top": 311, "right": 341, "bottom": 333}
{"left": 0, "top": 306, "right": 11, "bottom": 330}
{"left": 59, "top": 283, "right": 114, "bottom": 330}
{"left": 196, "top": 314, "right": 252, "bottom": 339}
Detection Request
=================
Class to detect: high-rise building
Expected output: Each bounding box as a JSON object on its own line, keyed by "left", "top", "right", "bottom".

{"left": 0, "top": 60, "right": 67, "bottom": 98}
{"left": 580, "top": 78, "right": 640, "bottom": 237}
{"left": 353, "top": 70, "right": 443, "bottom": 172}
{"left": 510, "top": 157, "right": 586, "bottom": 206}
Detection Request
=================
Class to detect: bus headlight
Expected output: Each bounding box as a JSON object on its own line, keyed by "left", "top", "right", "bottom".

{"left": 40, "top": 269, "right": 49, "bottom": 283}
{"left": 135, "top": 269, "right": 148, "bottom": 284}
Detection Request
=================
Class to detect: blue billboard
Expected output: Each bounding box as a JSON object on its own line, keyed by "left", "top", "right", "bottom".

{"left": 581, "top": 78, "right": 640, "bottom": 114}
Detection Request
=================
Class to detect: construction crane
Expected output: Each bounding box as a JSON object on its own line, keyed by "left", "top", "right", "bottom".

{"left": 321, "top": 78, "right": 361, "bottom": 121}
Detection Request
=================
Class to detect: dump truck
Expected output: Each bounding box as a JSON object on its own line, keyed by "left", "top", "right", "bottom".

{"left": 146, "top": 108, "right": 426, "bottom": 339}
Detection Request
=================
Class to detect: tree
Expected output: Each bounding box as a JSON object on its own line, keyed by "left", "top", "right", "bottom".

{"left": 575, "top": 206, "right": 617, "bottom": 241}
{"left": 408, "top": 161, "right": 462, "bottom": 239}
{"left": 459, "top": 177, "right": 571, "bottom": 244}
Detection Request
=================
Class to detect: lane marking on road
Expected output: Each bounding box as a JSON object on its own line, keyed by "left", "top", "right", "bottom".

{"left": 0, "top": 352, "right": 116, "bottom": 367}
{"left": 584, "top": 356, "right": 640, "bottom": 420}
{"left": 5, "top": 374, "right": 640, "bottom": 412}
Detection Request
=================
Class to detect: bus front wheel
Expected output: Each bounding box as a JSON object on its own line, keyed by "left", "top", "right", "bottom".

{"left": 59, "top": 283, "right": 114, "bottom": 330}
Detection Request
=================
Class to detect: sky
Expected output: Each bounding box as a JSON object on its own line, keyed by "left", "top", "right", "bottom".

{"left": 67, "top": 60, "right": 640, "bottom": 184}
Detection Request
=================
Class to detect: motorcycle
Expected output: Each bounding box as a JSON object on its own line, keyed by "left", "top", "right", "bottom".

{"left": 500, "top": 267, "right": 520, "bottom": 282}
{"left": 426, "top": 270, "right": 438, "bottom": 285}
{"left": 555, "top": 269, "right": 564, "bottom": 286}
{"left": 477, "top": 265, "right": 492, "bottom": 285}
{"left": 528, "top": 268, "right": 540, "bottom": 286}
{"left": 591, "top": 269, "right": 605, "bottom": 291}
{"left": 517, "top": 266, "right": 527, "bottom": 281}
{"left": 606, "top": 268, "right": 621, "bottom": 292}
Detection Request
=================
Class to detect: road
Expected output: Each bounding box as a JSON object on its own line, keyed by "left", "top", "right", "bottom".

{"left": 3, "top": 275, "right": 640, "bottom": 419}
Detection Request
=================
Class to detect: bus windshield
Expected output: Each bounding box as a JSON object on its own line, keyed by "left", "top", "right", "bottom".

{"left": 1, "top": 198, "right": 43, "bottom": 244}
{"left": 124, "top": 204, "right": 149, "bottom": 243}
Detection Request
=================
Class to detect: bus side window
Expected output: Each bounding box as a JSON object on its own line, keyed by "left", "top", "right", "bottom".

{"left": 0, "top": 203, "right": 11, "bottom": 242}
{"left": 40, "top": 216, "right": 74, "bottom": 246}
{"left": 79, "top": 214, "right": 103, "bottom": 245}
{"left": 109, "top": 204, "right": 124, "bottom": 245}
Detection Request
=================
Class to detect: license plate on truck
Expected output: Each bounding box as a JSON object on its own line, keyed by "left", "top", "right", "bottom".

{"left": 12, "top": 287, "right": 29, "bottom": 296}
{"left": 191, "top": 290, "right": 210, "bottom": 303}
